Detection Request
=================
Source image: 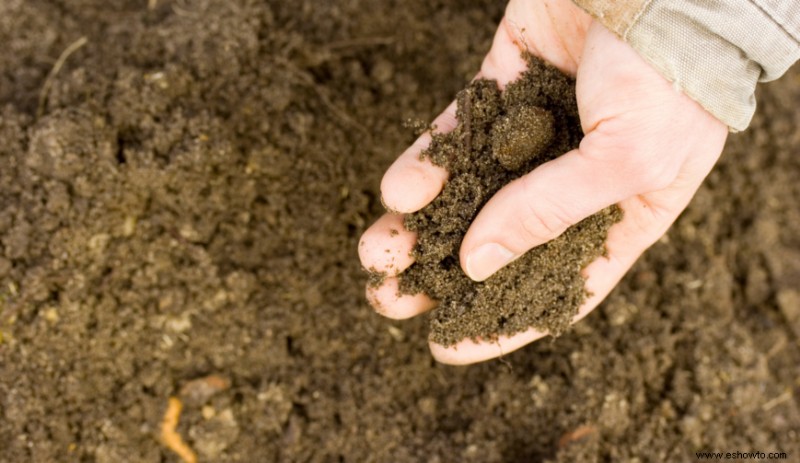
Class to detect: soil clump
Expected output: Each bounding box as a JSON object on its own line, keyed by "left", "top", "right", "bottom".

{"left": 400, "top": 57, "right": 621, "bottom": 346}
{"left": 0, "top": 1, "right": 797, "bottom": 462}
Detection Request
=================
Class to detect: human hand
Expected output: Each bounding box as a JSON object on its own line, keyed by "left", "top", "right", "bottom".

{"left": 359, "top": 0, "right": 728, "bottom": 364}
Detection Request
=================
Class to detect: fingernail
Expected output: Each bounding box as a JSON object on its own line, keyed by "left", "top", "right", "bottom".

{"left": 466, "top": 243, "right": 516, "bottom": 281}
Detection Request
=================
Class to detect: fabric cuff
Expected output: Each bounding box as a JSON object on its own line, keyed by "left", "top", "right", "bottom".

{"left": 574, "top": 0, "right": 800, "bottom": 132}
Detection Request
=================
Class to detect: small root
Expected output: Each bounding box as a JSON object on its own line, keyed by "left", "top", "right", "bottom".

{"left": 558, "top": 424, "right": 597, "bottom": 449}
{"left": 37, "top": 36, "right": 88, "bottom": 119}
{"left": 762, "top": 390, "right": 792, "bottom": 412}
{"left": 160, "top": 396, "right": 198, "bottom": 463}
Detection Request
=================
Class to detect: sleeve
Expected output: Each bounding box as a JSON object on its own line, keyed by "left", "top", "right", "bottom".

{"left": 572, "top": 0, "right": 800, "bottom": 132}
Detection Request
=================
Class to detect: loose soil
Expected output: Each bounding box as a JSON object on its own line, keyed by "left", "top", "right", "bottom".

{"left": 399, "top": 58, "right": 622, "bottom": 346}
{"left": 1, "top": 1, "right": 798, "bottom": 462}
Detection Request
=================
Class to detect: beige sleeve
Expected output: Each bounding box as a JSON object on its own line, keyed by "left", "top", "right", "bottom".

{"left": 573, "top": 0, "right": 800, "bottom": 131}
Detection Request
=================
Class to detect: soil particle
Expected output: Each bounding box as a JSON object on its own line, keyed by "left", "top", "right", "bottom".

{"left": 399, "top": 56, "right": 621, "bottom": 346}
{"left": 189, "top": 408, "right": 240, "bottom": 460}
{"left": 777, "top": 290, "right": 800, "bottom": 337}
{"left": 179, "top": 375, "right": 232, "bottom": 407}
{"left": 0, "top": 1, "right": 798, "bottom": 462}
{"left": 366, "top": 267, "right": 387, "bottom": 288}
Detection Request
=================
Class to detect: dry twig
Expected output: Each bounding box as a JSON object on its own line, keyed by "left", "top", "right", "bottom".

{"left": 160, "top": 396, "right": 198, "bottom": 463}
{"left": 37, "top": 36, "right": 88, "bottom": 119}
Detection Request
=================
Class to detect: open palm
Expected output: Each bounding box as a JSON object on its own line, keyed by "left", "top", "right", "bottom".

{"left": 359, "top": 0, "right": 727, "bottom": 364}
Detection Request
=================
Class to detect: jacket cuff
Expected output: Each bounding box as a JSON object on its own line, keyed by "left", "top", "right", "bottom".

{"left": 573, "top": 0, "right": 800, "bottom": 132}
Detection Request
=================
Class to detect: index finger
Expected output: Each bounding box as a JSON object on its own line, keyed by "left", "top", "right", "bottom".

{"left": 380, "top": 101, "right": 456, "bottom": 213}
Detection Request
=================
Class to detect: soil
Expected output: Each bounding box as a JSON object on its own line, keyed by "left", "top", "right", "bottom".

{"left": 0, "top": 1, "right": 798, "bottom": 462}
{"left": 399, "top": 59, "right": 622, "bottom": 346}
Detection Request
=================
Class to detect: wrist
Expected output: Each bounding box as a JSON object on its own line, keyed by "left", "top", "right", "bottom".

{"left": 573, "top": 0, "right": 800, "bottom": 132}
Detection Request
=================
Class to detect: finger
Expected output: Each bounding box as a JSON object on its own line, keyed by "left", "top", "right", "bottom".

{"left": 380, "top": 14, "right": 533, "bottom": 215}
{"left": 459, "top": 140, "right": 666, "bottom": 281}
{"left": 499, "top": 2, "right": 590, "bottom": 76}
{"left": 366, "top": 277, "right": 437, "bottom": 320}
{"left": 358, "top": 213, "right": 416, "bottom": 276}
{"left": 479, "top": 17, "right": 530, "bottom": 87}
{"left": 380, "top": 101, "right": 456, "bottom": 213}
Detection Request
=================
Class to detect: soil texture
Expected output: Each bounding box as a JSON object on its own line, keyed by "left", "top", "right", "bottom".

{"left": 399, "top": 58, "right": 622, "bottom": 346}
{"left": 0, "top": 1, "right": 798, "bottom": 462}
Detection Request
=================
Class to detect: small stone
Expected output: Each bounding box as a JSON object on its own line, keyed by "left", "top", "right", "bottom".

{"left": 180, "top": 375, "right": 231, "bottom": 406}
{"left": 202, "top": 405, "right": 216, "bottom": 420}
{"left": 191, "top": 408, "right": 239, "bottom": 460}
{"left": 42, "top": 307, "right": 59, "bottom": 323}
{"left": 417, "top": 396, "right": 437, "bottom": 416}
{"left": 777, "top": 290, "right": 800, "bottom": 337}
{"left": 179, "top": 224, "right": 202, "bottom": 242}
{"left": 258, "top": 383, "right": 292, "bottom": 433}
{"left": 203, "top": 290, "right": 228, "bottom": 311}
{"left": 371, "top": 58, "right": 394, "bottom": 84}
{"left": 164, "top": 313, "right": 192, "bottom": 333}
{"left": 88, "top": 233, "right": 111, "bottom": 254}
{"left": 606, "top": 300, "right": 639, "bottom": 326}
{"left": 122, "top": 216, "right": 137, "bottom": 237}
{"left": 387, "top": 325, "right": 405, "bottom": 341}
{"left": 599, "top": 392, "right": 630, "bottom": 437}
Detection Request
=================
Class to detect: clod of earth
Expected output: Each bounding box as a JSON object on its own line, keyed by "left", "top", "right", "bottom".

{"left": 492, "top": 105, "right": 555, "bottom": 170}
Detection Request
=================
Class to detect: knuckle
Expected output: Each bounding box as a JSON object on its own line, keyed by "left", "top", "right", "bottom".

{"left": 636, "top": 159, "right": 680, "bottom": 191}
{"left": 517, "top": 177, "right": 571, "bottom": 243}
{"left": 519, "top": 208, "right": 567, "bottom": 243}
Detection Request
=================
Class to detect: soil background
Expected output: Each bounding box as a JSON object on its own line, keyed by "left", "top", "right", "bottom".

{"left": 0, "top": 1, "right": 798, "bottom": 462}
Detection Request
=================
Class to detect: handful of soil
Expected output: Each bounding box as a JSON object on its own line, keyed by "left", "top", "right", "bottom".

{"left": 398, "top": 56, "right": 622, "bottom": 346}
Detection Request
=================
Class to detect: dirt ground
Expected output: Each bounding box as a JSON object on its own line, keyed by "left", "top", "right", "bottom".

{"left": 0, "top": 1, "right": 798, "bottom": 462}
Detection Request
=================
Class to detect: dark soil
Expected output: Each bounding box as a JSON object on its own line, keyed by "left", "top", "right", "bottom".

{"left": 0, "top": 1, "right": 798, "bottom": 462}
{"left": 399, "top": 58, "right": 622, "bottom": 346}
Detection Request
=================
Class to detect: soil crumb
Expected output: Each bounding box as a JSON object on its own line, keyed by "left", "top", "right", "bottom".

{"left": 399, "top": 56, "right": 621, "bottom": 346}
{"left": 1, "top": 1, "right": 798, "bottom": 461}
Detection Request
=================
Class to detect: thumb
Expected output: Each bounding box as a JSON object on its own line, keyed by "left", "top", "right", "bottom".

{"left": 458, "top": 134, "right": 672, "bottom": 281}
{"left": 458, "top": 21, "right": 691, "bottom": 283}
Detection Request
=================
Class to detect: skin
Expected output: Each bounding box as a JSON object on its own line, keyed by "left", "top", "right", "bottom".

{"left": 359, "top": 0, "right": 728, "bottom": 365}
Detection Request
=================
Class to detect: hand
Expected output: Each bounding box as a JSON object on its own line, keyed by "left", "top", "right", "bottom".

{"left": 359, "top": 0, "right": 728, "bottom": 364}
